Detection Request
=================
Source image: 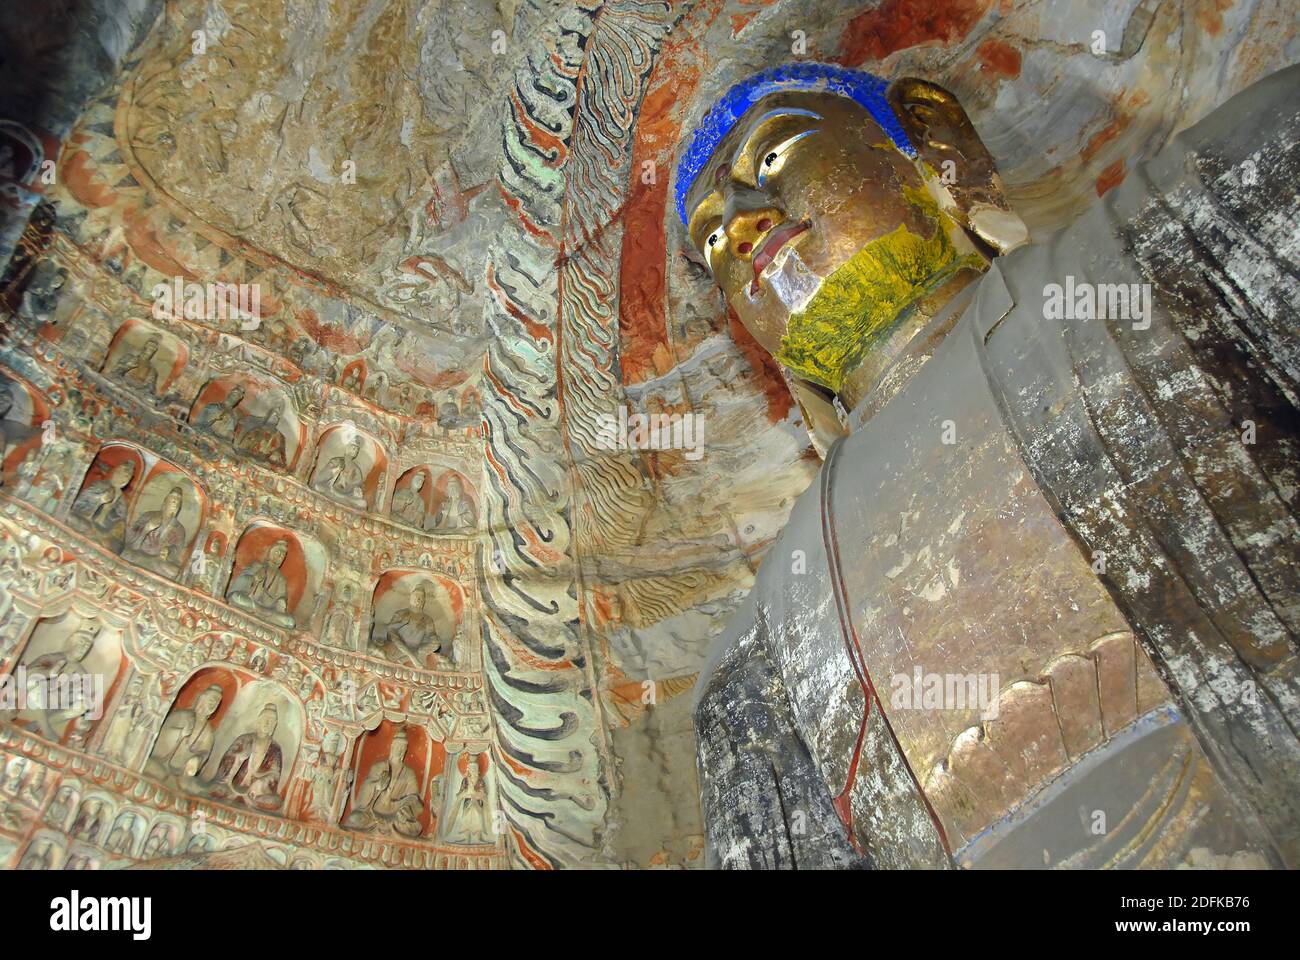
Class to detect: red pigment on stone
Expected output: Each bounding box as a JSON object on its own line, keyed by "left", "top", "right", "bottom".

{"left": 837, "top": 0, "right": 993, "bottom": 66}
{"left": 1096, "top": 158, "right": 1126, "bottom": 196}
{"left": 976, "top": 38, "right": 1022, "bottom": 78}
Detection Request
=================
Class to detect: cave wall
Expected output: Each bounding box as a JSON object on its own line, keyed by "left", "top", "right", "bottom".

{"left": 0, "top": 0, "right": 1294, "bottom": 869}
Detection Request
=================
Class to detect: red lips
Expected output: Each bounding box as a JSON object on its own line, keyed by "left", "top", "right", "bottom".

{"left": 750, "top": 220, "right": 811, "bottom": 294}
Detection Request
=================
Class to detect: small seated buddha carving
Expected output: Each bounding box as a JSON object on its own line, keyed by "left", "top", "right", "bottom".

{"left": 431, "top": 475, "right": 475, "bottom": 530}
{"left": 235, "top": 406, "right": 287, "bottom": 468}
{"left": 311, "top": 435, "right": 367, "bottom": 507}
{"left": 342, "top": 728, "right": 425, "bottom": 837}
{"left": 145, "top": 683, "right": 224, "bottom": 785}
{"left": 391, "top": 471, "right": 428, "bottom": 528}
{"left": 369, "top": 584, "right": 452, "bottom": 668}
{"left": 194, "top": 384, "right": 245, "bottom": 441}
{"left": 8, "top": 617, "right": 102, "bottom": 741}
{"left": 227, "top": 539, "right": 297, "bottom": 629}
{"left": 122, "top": 486, "right": 189, "bottom": 575}
{"left": 208, "top": 703, "right": 285, "bottom": 811}
{"left": 71, "top": 460, "right": 135, "bottom": 553}
{"left": 110, "top": 334, "right": 162, "bottom": 397}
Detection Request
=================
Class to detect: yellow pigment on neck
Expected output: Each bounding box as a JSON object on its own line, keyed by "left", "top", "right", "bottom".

{"left": 775, "top": 188, "right": 982, "bottom": 393}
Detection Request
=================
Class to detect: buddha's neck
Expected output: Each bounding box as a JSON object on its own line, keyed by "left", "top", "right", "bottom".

{"left": 835, "top": 261, "right": 987, "bottom": 415}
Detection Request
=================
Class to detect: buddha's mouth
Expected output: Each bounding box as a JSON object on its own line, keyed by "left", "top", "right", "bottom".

{"left": 750, "top": 219, "right": 811, "bottom": 295}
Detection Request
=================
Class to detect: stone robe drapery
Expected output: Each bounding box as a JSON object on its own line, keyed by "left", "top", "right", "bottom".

{"left": 696, "top": 65, "right": 1300, "bottom": 869}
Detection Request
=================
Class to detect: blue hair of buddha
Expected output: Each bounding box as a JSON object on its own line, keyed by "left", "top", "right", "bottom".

{"left": 673, "top": 62, "right": 916, "bottom": 226}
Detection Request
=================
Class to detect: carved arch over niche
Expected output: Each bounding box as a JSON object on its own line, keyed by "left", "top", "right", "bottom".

{"left": 308, "top": 423, "right": 388, "bottom": 512}
{"left": 101, "top": 318, "right": 189, "bottom": 401}
{"left": 68, "top": 441, "right": 206, "bottom": 579}
{"left": 188, "top": 374, "right": 303, "bottom": 470}
{"left": 145, "top": 665, "right": 305, "bottom": 814}
{"left": 224, "top": 522, "right": 327, "bottom": 631}
{"left": 367, "top": 569, "right": 464, "bottom": 670}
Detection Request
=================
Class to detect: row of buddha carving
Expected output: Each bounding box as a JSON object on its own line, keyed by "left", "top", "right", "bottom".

{"left": 4, "top": 758, "right": 195, "bottom": 868}
{"left": 2, "top": 649, "right": 493, "bottom": 845}
{"left": 18, "top": 256, "right": 485, "bottom": 429}
{"left": 3, "top": 351, "right": 479, "bottom": 527}
{"left": 2, "top": 435, "right": 472, "bottom": 671}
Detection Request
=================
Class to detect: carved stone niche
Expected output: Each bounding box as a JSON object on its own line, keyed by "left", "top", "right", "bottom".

{"left": 0, "top": 370, "right": 50, "bottom": 490}
{"left": 340, "top": 720, "right": 446, "bottom": 840}
{"left": 308, "top": 423, "right": 388, "bottom": 512}
{"left": 224, "top": 522, "right": 326, "bottom": 631}
{"left": 390, "top": 465, "right": 478, "bottom": 532}
{"left": 366, "top": 570, "right": 464, "bottom": 670}
{"left": 189, "top": 374, "right": 304, "bottom": 471}
{"left": 100, "top": 318, "right": 191, "bottom": 406}
{"left": 67, "top": 441, "right": 207, "bottom": 580}
{"left": 439, "top": 750, "right": 494, "bottom": 846}
{"left": 145, "top": 666, "right": 303, "bottom": 814}
{"left": 1, "top": 607, "right": 126, "bottom": 748}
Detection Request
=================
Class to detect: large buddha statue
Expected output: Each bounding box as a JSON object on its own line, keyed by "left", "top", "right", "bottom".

{"left": 682, "top": 63, "right": 1300, "bottom": 868}
{"left": 341, "top": 728, "right": 425, "bottom": 837}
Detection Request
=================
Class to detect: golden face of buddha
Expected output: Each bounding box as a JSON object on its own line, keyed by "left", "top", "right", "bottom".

{"left": 684, "top": 80, "right": 1013, "bottom": 402}
{"left": 686, "top": 91, "right": 932, "bottom": 354}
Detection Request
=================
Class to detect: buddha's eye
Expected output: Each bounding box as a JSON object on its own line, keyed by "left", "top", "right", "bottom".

{"left": 757, "top": 130, "right": 817, "bottom": 186}
{"left": 703, "top": 227, "right": 724, "bottom": 270}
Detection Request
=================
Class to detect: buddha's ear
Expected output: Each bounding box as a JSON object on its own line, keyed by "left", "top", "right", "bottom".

{"left": 887, "top": 77, "right": 1027, "bottom": 253}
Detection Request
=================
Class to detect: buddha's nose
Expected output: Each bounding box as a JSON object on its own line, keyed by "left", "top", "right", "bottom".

{"left": 726, "top": 205, "right": 783, "bottom": 259}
